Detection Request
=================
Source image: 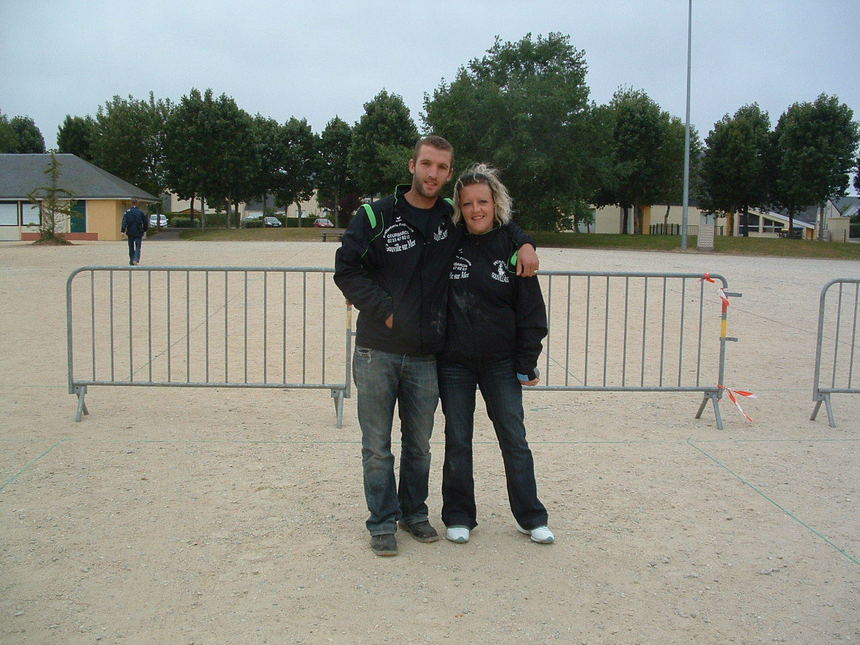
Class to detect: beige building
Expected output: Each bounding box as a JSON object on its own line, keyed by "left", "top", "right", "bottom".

{"left": 590, "top": 200, "right": 852, "bottom": 241}
{"left": 0, "top": 154, "right": 156, "bottom": 242}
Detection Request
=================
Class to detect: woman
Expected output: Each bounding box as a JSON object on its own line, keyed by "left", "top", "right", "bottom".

{"left": 438, "top": 163, "right": 554, "bottom": 545}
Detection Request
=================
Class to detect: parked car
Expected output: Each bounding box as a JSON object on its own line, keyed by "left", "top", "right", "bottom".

{"left": 149, "top": 214, "right": 169, "bottom": 228}
{"left": 263, "top": 216, "right": 283, "bottom": 227}
{"left": 313, "top": 217, "right": 335, "bottom": 228}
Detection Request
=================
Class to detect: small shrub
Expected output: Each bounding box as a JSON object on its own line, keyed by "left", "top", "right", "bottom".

{"left": 171, "top": 216, "right": 198, "bottom": 228}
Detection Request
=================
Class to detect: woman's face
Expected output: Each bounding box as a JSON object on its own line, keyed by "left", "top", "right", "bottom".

{"left": 458, "top": 183, "right": 495, "bottom": 235}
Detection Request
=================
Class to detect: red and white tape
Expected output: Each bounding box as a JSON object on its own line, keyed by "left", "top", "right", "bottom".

{"left": 702, "top": 273, "right": 730, "bottom": 308}
{"left": 719, "top": 385, "right": 756, "bottom": 422}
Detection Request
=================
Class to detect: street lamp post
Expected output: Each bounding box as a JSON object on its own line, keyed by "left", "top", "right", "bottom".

{"left": 681, "top": 0, "right": 692, "bottom": 250}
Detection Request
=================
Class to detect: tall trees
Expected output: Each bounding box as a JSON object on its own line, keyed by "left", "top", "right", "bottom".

{"left": 595, "top": 88, "right": 692, "bottom": 234}
{"left": 700, "top": 104, "right": 771, "bottom": 236}
{"left": 0, "top": 112, "right": 15, "bottom": 152}
{"left": 164, "top": 89, "right": 258, "bottom": 227}
{"left": 10, "top": 116, "right": 46, "bottom": 153}
{"left": 57, "top": 115, "right": 97, "bottom": 161}
{"left": 349, "top": 90, "right": 418, "bottom": 197}
{"left": 424, "top": 33, "right": 607, "bottom": 230}
{"left": 0, "top": 111, "right": 45, "bottom": 153}
{"left": 854, "top": 156, "right": 860, "bottom": 195}
{"left": 163, "top": 89, "right": 210, "bottom": 221}
{"left": 249, "top": 115, "right": 287, "bottom": 214}
{"left": 91, "top": 93, "right": 172, "bottom": 197}
{"left": 274, "top": 117, "right": 318, "bottom": 223}
{"left": 317, "top": 117, "right": 357, "bottom": 226}
{"left": 771, "top": 94, "right": 859, "bottom": 233}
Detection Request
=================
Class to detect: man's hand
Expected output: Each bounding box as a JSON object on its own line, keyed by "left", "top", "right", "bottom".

{"left": 521, "top": 378, "right": 540, "bottom": 386}
{"left": 517, "top": 243, "right": 539, "bottom": 277}
{"left": 385, "top": 314, "right": 394, "bottom": 329}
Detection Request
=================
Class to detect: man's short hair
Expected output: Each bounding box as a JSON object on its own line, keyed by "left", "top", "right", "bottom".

{"left": 413, "top": 135, "right": 454, "bottom": 165}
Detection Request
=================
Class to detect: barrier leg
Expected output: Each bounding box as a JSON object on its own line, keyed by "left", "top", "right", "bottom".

{"left": 811, "top": 394, "right": 836, "bottom": 428}
{"left": 74, "top": 385, "right": 89, "bottom": 422}
{"left": 695, "top": 392, "right": 724, "bottom": 430}
{"left": 331, "top": 389, "right": 345, "bottom": 428}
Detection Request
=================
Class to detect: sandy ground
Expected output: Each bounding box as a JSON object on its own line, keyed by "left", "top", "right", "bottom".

{"left": 1, "top": 238, "right": 858, "bottom": 645}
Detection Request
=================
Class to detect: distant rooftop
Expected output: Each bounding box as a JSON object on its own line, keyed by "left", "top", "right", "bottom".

{"left": 0, "top": 153, "right": 156, "bottom": 201}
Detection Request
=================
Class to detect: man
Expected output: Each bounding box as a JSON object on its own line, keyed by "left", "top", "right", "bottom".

{"left": 334, "top": 136, "right": 538, "bottom": 556}
{"left": 121, "top": 199, "right": 148, "bottom": 265}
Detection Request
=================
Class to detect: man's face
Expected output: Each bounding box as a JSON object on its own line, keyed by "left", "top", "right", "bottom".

{"left": 409, "top": 145, "right": 454, "bottom": 201}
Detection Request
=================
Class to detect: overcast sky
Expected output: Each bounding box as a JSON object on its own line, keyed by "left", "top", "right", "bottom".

{"left": 2, "top": 0, "right": 858, "bottom": 190}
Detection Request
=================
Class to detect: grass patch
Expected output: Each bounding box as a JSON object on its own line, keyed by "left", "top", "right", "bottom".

{"left": 179, "top": 227, "right": 331, "bottom": 242}
{"left": 179, "top": 227, "right": 860, "bottom": 259}
{"left": 530, "top": 232, "right": 860, "bottom": 259}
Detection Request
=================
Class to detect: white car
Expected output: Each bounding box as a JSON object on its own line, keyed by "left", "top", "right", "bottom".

{"left": 149, "top": 214, "right": 169, "bottom": 228}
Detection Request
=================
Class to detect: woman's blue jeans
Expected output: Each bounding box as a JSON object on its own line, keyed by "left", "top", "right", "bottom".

{"left": 353, "top": 346, "right": 438, "bottom": 536}
{"left": 438, "top": 357, "right": 548, "bottom": 531}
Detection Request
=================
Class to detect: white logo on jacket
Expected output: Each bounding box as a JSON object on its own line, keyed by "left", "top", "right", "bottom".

{"left": 384, "top": 218, "right": 416, "bottom": 253}
{"left": 449, "top": 250, "right": 471, "bottom": 280}
{"left": 433, "top": 224, "right": 448, "bottom": 242}
{"left": 491, "top": 260, "right": 511, "bottom": 283}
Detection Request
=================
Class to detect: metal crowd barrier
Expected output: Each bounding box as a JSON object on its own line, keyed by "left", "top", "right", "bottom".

{"left": 811, "top": 278, "right": 859, "bottom": 427}
{"left": 532, "top": 271, "right": 741, "bottom": 429}
{"left": 67, "top": 267, "right": 740, "bottom": 430}
{"left": 66, "top": 266, "right": 352, "bottom": 427}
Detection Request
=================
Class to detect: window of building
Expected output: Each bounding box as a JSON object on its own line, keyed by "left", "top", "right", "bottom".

{"left": 22, "top": 202, "right": 41, "bottom": 226}
{"left": 0, "top": 202, "right": 18, "bottom": 226}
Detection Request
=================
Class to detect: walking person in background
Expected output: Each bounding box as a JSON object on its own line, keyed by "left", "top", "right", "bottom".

{"left": 334, "top": 137, "right": 539, "bottom": 557}
{"left": 439, "top": 163, "right": 554, "bottom": 546}
{"left": 121, "top": 199, "right": 148, "bottom": 266}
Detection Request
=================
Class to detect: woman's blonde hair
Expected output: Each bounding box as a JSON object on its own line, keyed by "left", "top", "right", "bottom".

{"left": 452, "top": 163, "right": 512, "bottom": 227}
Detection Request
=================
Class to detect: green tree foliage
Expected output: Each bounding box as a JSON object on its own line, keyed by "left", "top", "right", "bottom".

{"left": 771, "top": 94, "right": 859, "bottom": 230}
{"left": 91, "top": 93, "right": 172, "bottom": 197}
{"left": 274, "top": 117, "right": 318, "bottom": 223}
{"left": 349, "top": 90, "right": 418, "bottom": 197}
{"left": 854, "top": 156, "right": 859, "bottom": 195}
{"left": 0, "top": 111, "right": 45, "bottom": 153}
{"left": 594, "top": 88, "right": 693, "bottom": 234}
{"left": 0, "top": 111, "right": 16, "bottom": 152}
{"left": 249, "top": 115, "right": 287, "bottom": 209}
{"left": 424, "top": 33, "right": 607, "bottom": 230}
{"left": 163, "top": 88, "right": 210, "bottom": 219}
{"left": 57, "top": 115, "right": 96, "bottom": 161}
{"left": 27, "top": 152, "right": 75, "bottom": 243}
{"left": 317, "top": 116, "right": 358, "bottom": 225}
{"left": 700, "top": 104, "right": 771, "bottom": 236}
{"left": 164, "top": 89, "right": 257, "bottom": 227}
{"left": 10, "top": 116, "right": 46, "bottom": 153}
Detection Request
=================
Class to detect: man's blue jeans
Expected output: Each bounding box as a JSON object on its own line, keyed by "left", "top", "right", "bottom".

{"left": 126, "top": 236, "right": 142, "bottom": 264}
{"left": 438, "top": 357, "right": 548, "bottom": 531}
{"left": 353, "top": 346, "right": 438, "bottom": 535}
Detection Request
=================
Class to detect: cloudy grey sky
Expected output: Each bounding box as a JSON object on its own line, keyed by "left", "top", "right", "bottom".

{"left": 2, "top": 0, "right": 858, "bottom": 181}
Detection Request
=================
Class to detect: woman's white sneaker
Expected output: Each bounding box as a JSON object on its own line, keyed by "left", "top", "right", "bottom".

{"left": 446, "top": 526, "right": 471, "bottom": 543}
{"left": 516, "top": 524, "right": 555, "bottom": 544}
